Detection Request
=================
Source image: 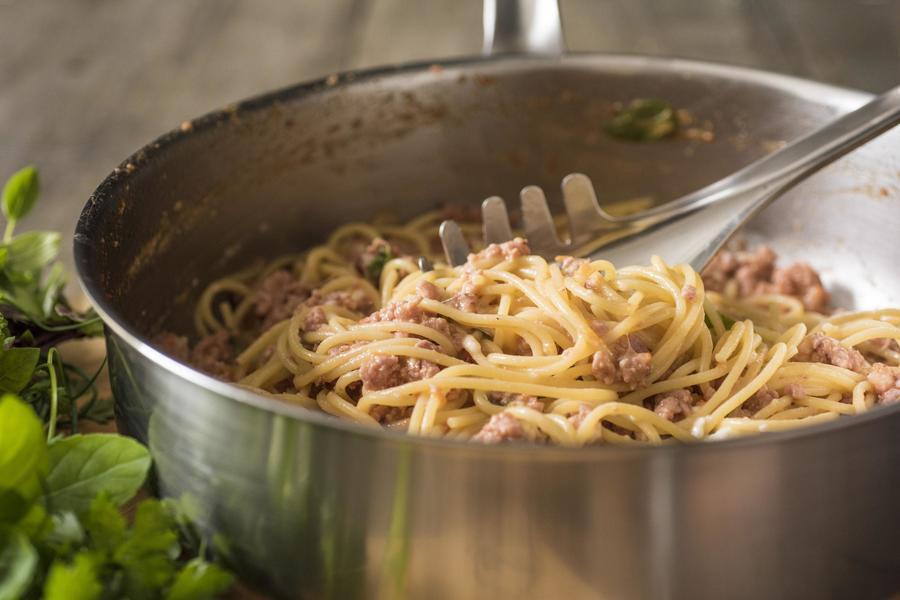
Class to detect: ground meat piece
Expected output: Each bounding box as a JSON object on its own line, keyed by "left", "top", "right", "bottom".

{"left": 591, "top": 349, "right": 618, "bottom": 385}
{"left": 154, "top": 332, "right": 190, "bottom": 363}
{"left": 558, "top": 256, "right": 588, "bottom": 276}
{"left": 191, "top": 331, "right": 234, "bottom": 380}
{"left": 356, "top": 237, "right": 395, "bottom": 278}
{"left": 743, "top": 386, "right": 778, "bottom": 414}
{"left": 567, "top": 404, "right": 593, "bottom": 429}
{"left": 488, "top": 392, "right": 545, "bottom": 412}
{"left": 465, "top": 237, "right": 530, "bottom": 269}
{"left": 358, "top": 342, "right": 441, "bottom": 391}
{"left": 448, "top": 292, "right": 478, "bottom": 312}
{"left": 369, "top": 404, "right": 413, "bottom": 424}
{"left": 797, "top": 333, "right": 869, "bottom": 373}
{"left": 303, "top": 306, "right": 327, "bottom": 331}
{"left": 702, "top": 245, "right": 831, "bottom": 312}
{"left": 472, "top": 413, "right": 536, "bottom": 443}
{"left": 359, "top": 354, "right": 402, "bottom": 390}
{"left": 681, "top": 284, "right": 697, "bottom": 302}
{"left": 309, "top": 289, "right": 374, "bottom": 315}
{"left": 416, "top": 280, "right": 441, "bottom": 300}
{"left": 619, "top": 350, "right": 652, "bottom": 387}
{"left": 362, "top": 297, "right": 425, "bottom": 324}
{"left": 867, "top": 363, "right": 900, "bottom": 405}
{"left": 769, "top": 262, "right": 830, "bottom": 313}
{"left": 648, "top": 389, "right": 694, "bottom": 422}
{"left": 589, "top": 320, "right": 609, "bottom": 337}
{"left": 591, "top": 336, "right": 653, "bottom": 390}
{"left": 785, "top": 383, "right": 806, "bottom": 400}
{"left": 255, "top": 270, "right": 310, "bottom": 330}
{"left": 513, "top": 336, "right": 532, "bottom": 356}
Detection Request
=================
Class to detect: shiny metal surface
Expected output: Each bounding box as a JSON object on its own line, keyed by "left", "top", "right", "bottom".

{"left": 447, "top": 84, "right": 900, "bottom": 268}
{"left": 75, "top": 53, "right": 900, "bottom": 600}
{"left": 483, "top": 0, "right": 564, "bottom": 55}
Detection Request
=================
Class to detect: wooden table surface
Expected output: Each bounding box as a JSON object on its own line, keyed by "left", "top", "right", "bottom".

{"left": 1, "top": 0, "right": 898, "bottom": 265}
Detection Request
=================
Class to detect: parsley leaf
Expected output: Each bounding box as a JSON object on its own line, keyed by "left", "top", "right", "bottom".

{"left": 366, "top": 246, "right": 394, "bottom": 283}
{"left": 43, "top": 552, "right": 102, "bottom": 600}
{"left": 166, "top": 558, "right": 234, "bottom": 600}
{"left": 115, "top": 499, "right": 181, "bottom": 598}
{"left": 607, "top": 98, "right": 677, "bottom": 141}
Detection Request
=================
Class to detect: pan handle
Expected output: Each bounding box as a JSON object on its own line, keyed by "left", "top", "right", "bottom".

{"left": 482, "top": 0, "right": 565, "bottom": 55}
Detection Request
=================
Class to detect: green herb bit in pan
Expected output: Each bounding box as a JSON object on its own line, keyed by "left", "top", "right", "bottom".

{"left": 607, "top": 98, "right": 678, "bottom": 141}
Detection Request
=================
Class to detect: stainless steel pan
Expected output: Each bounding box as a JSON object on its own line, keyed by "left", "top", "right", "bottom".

{"left": 74, "top": 1, "right": 900, "bottom": 598}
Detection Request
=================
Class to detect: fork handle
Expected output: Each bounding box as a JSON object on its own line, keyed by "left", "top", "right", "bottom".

{"left": 483, "top": 0, "right": 564, "bottom": 55}
{"left": 595, "top": 84, "right": 900, "bottom": 270}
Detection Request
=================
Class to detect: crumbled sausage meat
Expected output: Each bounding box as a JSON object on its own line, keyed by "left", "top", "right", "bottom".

{"left": 466, "top": 237, "right": 530, "bottom": 269}
{"left": 797, "top": 333, "right": 869, "bottom": 373}
{"left": 255, "top": 270, "right": 311, "bottom": 331}
{"left": 702, "top": 245, "right": 830, "bottom": 312}
{"left": 358, "top": 340, "right": 442, "bottom": 391}
{"left": 743, "top": 385, "right": 778, "bottom": 413}
{"left": 867, "top": 363, "right": 900, "bottom": 405}
{"left": 769, "top": 262, "right": 830, "bottom": 313}
{"left": 190, "top": 331, "right": 235, "bottom": 380}
{"left": 558, "top": 256, "right": 588, "bottom": 276}
{"left": 648, "top": 389, "right": 694, "bottom": 422}
{"left": 308, "top": 288, "right": 374, "bottom": 315}
{"left": 681, "top": 285, "right": 697, "bottom": 302}
{"left": 369, "top": 405, "right": 413, "bottom": 424}
{"left": 416, "top": 280, "right": 441, "bottom": 300}
{"left": 472, "top": 412, "right": 546, "bottom": 444}
{"left": 303, "top": 306, "right": 327, "bottom": 331}
{"left": 155, "top": 331, "right": 234, "bottom": 380}
{"left": 154, "top": 332, "right": 190, "bottom": 363}
{"left": 591, "top": 335, "right": 653, "bottom": 389}
{"left": 489, "top": 392, "right": 545, "bottom": 412}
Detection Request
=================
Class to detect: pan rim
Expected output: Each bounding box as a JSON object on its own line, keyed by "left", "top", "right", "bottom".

{"left": 74, "top": 51, "right": 899, "bottom": 459}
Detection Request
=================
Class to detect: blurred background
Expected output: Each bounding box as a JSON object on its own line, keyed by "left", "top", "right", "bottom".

{"left": 1, "top": 0, "right": 898, "bottom": 257}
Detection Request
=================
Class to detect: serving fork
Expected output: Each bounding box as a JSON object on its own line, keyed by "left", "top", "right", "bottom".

{"left": 439, "top": 84, "right": 900, "bottom": 271}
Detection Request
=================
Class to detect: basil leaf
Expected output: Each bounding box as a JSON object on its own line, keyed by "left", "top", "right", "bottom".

{"left": 0, "top": 395, "right": 47, "bottom": 516}
{"left": 1, "top": 166, "right": 39, "bottom": 223}
{"left": 44, "top": 434, "right": 151, "bottom": 516}
{"left": 5, "top": 231, "right": 60, "bottom": 273}
{"left": 0, "top": 347, "right": 40, "bottom": 394}
{"left": 0, "top": 528, "right": 38, "bottom": 600}
{"left": 607, "top": 99, "right": 677, "bottom": 141}
{"left": 166, "top": 558, "right": 234, "bottom": 600}
{"left": 40, "top": 262, "right": 66, "bottom": 317}
{"left": 43, "top": 552, "right": 102, "bottom": 600}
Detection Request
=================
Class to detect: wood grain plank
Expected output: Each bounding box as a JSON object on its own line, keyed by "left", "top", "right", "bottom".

{"left": 0, "top": 0, "right": 358, "bottom": 264}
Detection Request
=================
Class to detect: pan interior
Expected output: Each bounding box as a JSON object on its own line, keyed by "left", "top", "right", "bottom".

{"left": 75, "top": 56, "right": 900, "bottom": 339}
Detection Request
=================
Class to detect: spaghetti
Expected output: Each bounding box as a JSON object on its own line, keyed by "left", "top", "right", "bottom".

{"left": 160, "top": 211, "right": 900, "bottom": 446}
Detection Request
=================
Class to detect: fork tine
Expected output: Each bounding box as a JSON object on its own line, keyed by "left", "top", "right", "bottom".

{"left": 521, "top": 186, "right": 570, "bottom": 256}
{"left": 561, "top": 173, "right": 619, "bottom": 240}
{"left": 439, "top": 220, "right": 471, "bottom": 267}
{"left": 481, "top": 196, "right": 514, "bottom": 245}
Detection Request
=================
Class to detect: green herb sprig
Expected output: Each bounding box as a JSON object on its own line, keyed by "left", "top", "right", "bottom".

{"left": 0, "top": 394, "right": 233, "bottom": 599}
{"left": 0, "top": 167, "right": 235, "bottom": 599}
{"left": 0, "top": 166, "right": 106, "bottom": 435}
